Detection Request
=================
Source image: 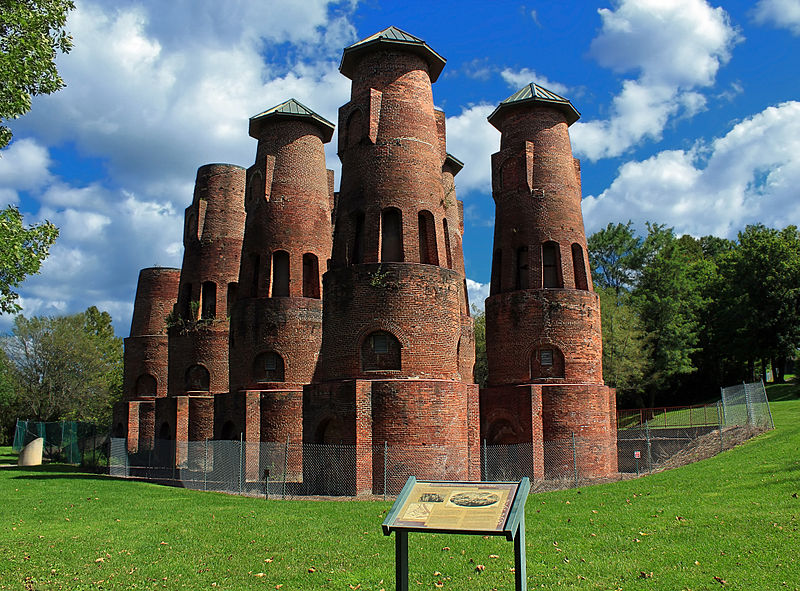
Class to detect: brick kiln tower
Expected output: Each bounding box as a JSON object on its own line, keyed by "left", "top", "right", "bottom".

{"left": 304, "top": 27, "right": 479, "bottom": 495}
{"left": 114, "top": 267, "right": 180, "bottom": 453}
{"left": 221, "top": 100, "right": 334, "bottom": 464}
{"left": 480, "top": 83, "right": 617, "bottom": 479}
{"left": 155, "top": 164, "right": 246, "bottom": 455}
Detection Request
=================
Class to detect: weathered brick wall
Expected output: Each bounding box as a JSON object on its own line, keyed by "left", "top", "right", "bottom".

{"left": 317, "top": 263, "right": 467, "bottom": 381}
{"left": 541, "top": 384, "right": 618, "bottom": 477}
{"left": 168, "top": 329, "right": 230, "bottom": 396}
{"left": 488, "top": 106, "right": 592, "bottom": 295}
{"left": 122, "top": 337, "right": 170, "bottom": 400}
{"left": 485, "top": 289, "right": 604, "bottom": 386}
{"left": 229, "top": 298, "right": 323, "bottom": 393}
{"left": 483, "top": 96, "right": 617, "bottom": 479}
{"left": 169, "top": 164, "right": 245, "bottom": 400}
{"left": 123, "top": 267, "right": 179, "bottom": 401}
{"left": 129, "top": 267, "right": 181, "bottom": 337}
{"left": 332, "top": 50, "right": 454, "bottom": 269}
{"left": 238, "top": 119, "right": 332, "bottom": 300}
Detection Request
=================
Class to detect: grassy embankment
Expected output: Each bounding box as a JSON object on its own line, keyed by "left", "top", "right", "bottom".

{"left": 1, "top": 384, "right": 798, "bottom": 590}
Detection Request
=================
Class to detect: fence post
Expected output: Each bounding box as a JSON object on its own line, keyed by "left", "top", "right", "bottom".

{"left": 719, "top": 387, "right": 727, "bottom": 427}
{"left": 571, "top": 433, "right": 578, "bottom": 486}
{"left": 743, "top": 381, "right": 754, "bottom": 427}
{"left": 238, "top": 433, "right": 243, "bottom": 495}
{"left": 282, "top": 434, "right": 289, "bottom": 500}
{"left": 482, "top": 439, "right": 488, "bottom": 480}
{"left": 645, "top": 423, "right": 652, "bottom": 474}
{"left": 204, "top": 439, "right": 208, "bottom": 492}
{"left": 716, "top": 402, "right": 724, "bottom": 453}
{"left": 383, "top": 441, "right": 388, "bottom": 502}
{"left": 761, "top": 379, "right": 775, "bottom": 429}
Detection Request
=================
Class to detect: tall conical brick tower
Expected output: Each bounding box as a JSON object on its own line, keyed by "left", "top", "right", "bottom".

{"left": 480, "top": 83, "right": 617, "bottom": 479}
{"left": 155, "top": 163, "right": 246, "bottom": 459}
{"left": 303, "top": 27, "right": 479, "bottom": 495}
{"left": 114, "top": 267, "right": 180, "bottom": 453}
{"left": 221, "top": 100, "right": 334, "bottom": 468}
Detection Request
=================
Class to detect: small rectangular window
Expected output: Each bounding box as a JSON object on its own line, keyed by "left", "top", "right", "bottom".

{"left": 540, "top": 349, "right": 554, "bottom": 366}
{"left": 373, "top": 334, "right": 389, "bottom": 354}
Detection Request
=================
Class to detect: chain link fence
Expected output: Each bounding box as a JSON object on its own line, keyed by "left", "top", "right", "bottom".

{"left": 107, "top": 381, "right": 774, "bottom": 497}
{"left": 12, "top": 419, "right": 108, "bottom": 468}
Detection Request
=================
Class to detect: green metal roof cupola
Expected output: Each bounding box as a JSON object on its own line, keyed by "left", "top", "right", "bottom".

{"left": 249, "top": 98, "right": 335, "bottom": 142}
{"left": 488, "top": 83, "right": 581, "bottom": 129}
{"left": 339, "top": 26, "right": 447, "bottom": 82}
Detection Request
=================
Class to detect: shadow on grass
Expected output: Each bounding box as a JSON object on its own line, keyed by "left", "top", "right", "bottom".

{"left": 2, "top": 463, "right": 122, "bottom": 482}
{"left": 766, "top": 380, "right": 800, "bottom": 401}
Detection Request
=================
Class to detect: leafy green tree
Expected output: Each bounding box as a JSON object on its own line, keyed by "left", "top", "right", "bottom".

{"left": 0, "top": 0, "right": 75, "bottom": 148}
{"left": 587, "top": 221, "right": 642, "bottom": 295}
{"left": 0, "top": 205, "right": 59, "bottom": 314}
{"left": 721, "top": 224, "right": 800, "bottom": 382}
{"left": 472, "top": 305, "right": 487, "bottom": 388}
{"left": 633, "top": 229, "right": 712, "bottom": 404}
{"left": 595, "top": 285, "right": 650, "bottom": 407}
{"left": 0, "top": 348, "right": 20, "bottom": 445}
{"left": 1, "top": 307, "right": 123, "bottom": 425}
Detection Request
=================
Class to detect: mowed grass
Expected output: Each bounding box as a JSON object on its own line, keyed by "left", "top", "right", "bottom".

{"left": 1, "top": 396, "right": 798, "bottom": 589}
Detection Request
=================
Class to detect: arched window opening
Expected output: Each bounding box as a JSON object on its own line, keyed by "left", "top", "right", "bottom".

{"left": 185, "top": 211, "right": 198, "bottom": 242}
{"left": 361, "top": 331, "right": 401, "bottom": 371}
{"left": 271, "top": 250, "right": 290, "bottom": 297}
{"left": 302, "top": 253, "right": 320, "bottom": 298}
{"left": 135, "top": 374, "right": 157, "bottom": 397}
{"left": 515, "top": 246, "right": 529, "bottom": 290}
{"left": 442, "top": 218, "right": 453, "bottom": 269}
{"left": 158, "top": 422, "right": 172, "bottom": 441}
{"left": 345, "top": 109, "right": 364, "bottom": 148}
{"left": 488, "top": 419, "right": 518, "bottom": 445}
{"left": 248, "top": 253, "right": 260, "bottom": 297}
{"left": 542, "top": 241, "right": 562, "bottom": 288}
{"left": 179, "top": 283, "right": 193, "bottom": 320}
{"left": 501, "top": 157, "right": 521, "bottom": 191}
{"left": 417, "top": 210, "right": 438, "bottom": 265}
{"left": 201, "top": 281, "right": 216, "bottom": 319}
{"left": 253, "top": 351, "right": 285, "bottom": 383}
{"left": 530, "top": 346, "right": 565, "bottom": 379}
{"left": 248, "top": 171, "right": 263, "bottom": 205}
{"left": 315, "top": 417, "right": 344, "bottom": 444}
{"left": 350, "top": 211, "right": 365, "bottom": 264}
{"left": 572, "top": 243, "right": 589, "bottom": 290}
{"left": 220, "top": 421, "right": 238, "bottom": 441}
{"left": 380, "top": 208, "right": 404, "bottom": 262}
{"left": 185, "top": 364, "right": 210, "bottom": 392}
{"left": 490, "top": 250, "right": 502, "bottom": 295}
{"left": 226, "top": 282, "right": 237, "bottom": 316}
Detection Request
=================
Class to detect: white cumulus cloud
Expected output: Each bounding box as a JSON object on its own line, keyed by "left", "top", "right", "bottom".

{"left": 752, "top": 0, "right": 800, "bottom": 35}
{"left": 582, "top": 101, "right": 800, "bottom": 238}
{"left": 571, "top": 0, "right": 740, "bottom": 161}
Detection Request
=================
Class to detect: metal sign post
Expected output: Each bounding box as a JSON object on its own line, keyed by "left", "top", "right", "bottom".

{"left": 383, "top": 477, "right": 530, "bottom": 591}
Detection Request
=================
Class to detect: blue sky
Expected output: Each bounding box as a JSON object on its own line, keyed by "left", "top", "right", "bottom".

{"left": 1, "top": 0, "right": 799, "bottom": 335}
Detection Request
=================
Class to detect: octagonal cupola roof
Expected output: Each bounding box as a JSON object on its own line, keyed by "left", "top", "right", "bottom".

{"left": 249, "top": 98, "right": 335, "bottom": 142}
{"left": 339, "top": 26, "right": 446, "bottom": 82}
{"left": 488, "top": 83, "right": 581, "bottom": 129}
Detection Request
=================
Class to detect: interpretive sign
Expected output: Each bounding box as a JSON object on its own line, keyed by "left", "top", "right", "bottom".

{"left": 383, "top": 477, "right": 530, "bottom": 591}
{"left": 386, "top": 480, "right": 519, "bottom": 533}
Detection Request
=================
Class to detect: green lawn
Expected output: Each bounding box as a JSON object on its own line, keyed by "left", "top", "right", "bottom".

{"left": 1, "top": 397, "right": 798, "bottom": 590}
{"left": 0, "top": 446, "right": 17, "bottom": 464}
